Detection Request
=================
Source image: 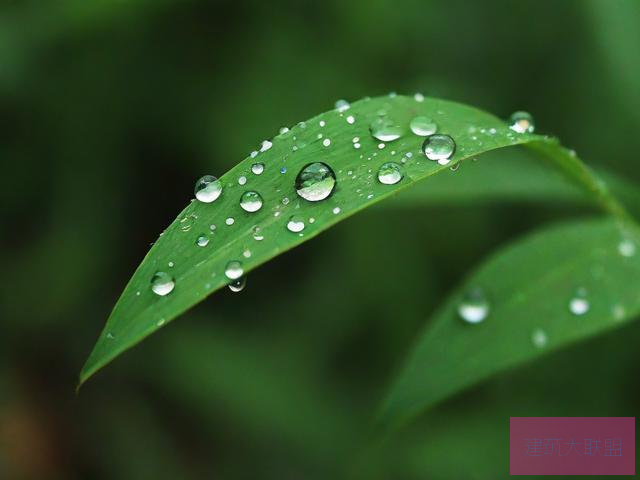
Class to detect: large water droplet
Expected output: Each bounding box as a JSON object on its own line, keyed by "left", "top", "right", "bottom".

{"left": 377, "top": 162, "right": 404, "bottom": 185}
{"left": 194, "top": 175, "right": 222, "bottom": 203}
{"left": 151, "top": 271, "right": 175, "bottom": 296}
{"left": 410, "top": 116, "right": 437, "bottom": 136}
{"left": 228, "top": 276, "right": 246, "bottom": 292}
{"left": 295, "top": 162, "right": 337, "bottom": 202}
{"left": 569, "top": 289, "right": 589, "bottom": 316}
{"left": 286, "top": 215, "right": 305, "bottom": 233}
{"left": 457, "top": 288, "right": 489, "bottom": 324}
{"left": 422, "top": 134, "right": 456, "bottom": 165}
{"left": 240, "top": 191, "right": 263, "bottom": 212}
{"left": 370, "top": 118, "right": 404, "bottom": 142}
{"left": 508, "top": 111, "right": 535, "bottom": 133}
{"left": 251, "top": 163, "right": 264, "bottom": 175}
{"left": 195, "top": 234, "right": 209, "bottom": 247}
{"left": 225, "top": 260, "right": 243, "bottom": 280}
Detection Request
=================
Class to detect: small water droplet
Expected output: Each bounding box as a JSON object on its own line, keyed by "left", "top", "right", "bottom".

{"left": 457, "top": 288, "right": 489, "bottom": 324}
{"left": 370, "top": 118, "right": 404, "bottom": 142}
{"left": 179, "top": 213, "right": 198, "bottom": 232}
{"left": 225, "top": 260, "right": 244, "bottom": 280}
{"left": 252, "top": 226, "right": 264, "bottom": 241}
{"left": 279, "top": 126, "right": 289, "bottom": 134}
{"left": 322, "top": 138, "right": 331, "bottom": 147}
{"left": 228, "top": 276, "right": 246, "bottom": 292}
{"left": 508, "top": 111, "right": 535, "bottom": 133}
{"left": 414, "top": 92, "right": 425, "bottom": 102}
{"left": 226, "top": 217, "right": 235, "bottom": 225}
{"left": 196, "top": 234, "right": 209, "bottom": 247}
{"left": 335, "top": 99, "right": 350, "bottom": 112}
{"left": 106, "top": 332, "right": 115, "bottom": 339}
{"left": 618, "top": 239, "right": 636, "bottom": 257}
{"left": 410, "top": 116, "right": 438, "bottom": 136}
{"left": 346, "top": 115, "right": 355, "bottom": 124}
{"left": 531, "top": 328, "right": 548, "bottom": 348}
{"left": 287, "top": 215, "right": 305, "bottom": 233}
{"left": 240, "top": 191, "right": 263, "bottom": 212}
{"left": 151, "top": 271, "right": 175, "bottom": 296}
{"left": 295, "top": 162, "right": 337, "bottom": 202}
{"left": 377, "top": 162, "right": 404, "bottom": 185}
{"left": 194, "top": 175, "right": 222, "bottom": 203}
{"left": 251, "top": 163, "right": 264, "bottom": 175}
{"left": 280, "top": 166, "right": 287, "bottom": 174}
{"left": 569, "top": 289, "right": 590, "bottom": 316}
{"left": 243, "top": 249, "right": 251, "bottom": 258}
{"left": 332, "top": 207, "right": 341, "bottom": 214}
{"left": 422, "top": 134, "right": 456, "bottom": 165}
{"left": 238, "top": 176, "right": 247, "bottom": 185}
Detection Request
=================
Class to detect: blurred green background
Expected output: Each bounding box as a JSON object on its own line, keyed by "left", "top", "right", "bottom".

{"left": 1, "top": 1, "right": 639, "bottom": 478}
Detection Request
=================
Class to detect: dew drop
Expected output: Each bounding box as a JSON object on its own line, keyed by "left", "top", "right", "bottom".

{"left": 151, "top": 271, "right": 175, "bottom": 296}
{"left": 422, "top": 134, "right": 456, "bottom": 165}
{"left": 618, "top": 239, "right": 636, "bottom": 257}
{"left": 410, "top": 116, "right": 438, "bottom": 136}
{"left": 332, "top": 207, "right": 341, "bottom": 214}
{"left": 457, "top": 288, "right": 489, "bottom": 324}
{"left": 240, "top": 191, "right": 263, "bottom": 212}
{"left": 195, "top": 234, "right": 209, "bottom": 247}
{"left": 224, "top": 260, "right": 244, "bottom": 280}
{"left": 228, "top": 276, "right": 246, "bottom": 292}
{"left": 286, "top": 215, "right": 305, "bottom": 233}
{"left": 335, "top": 99, "right": 350, "bottom": 112}
{"left": 531, "top": 328, "right": 548, "bottom": 348}
{"left": 260, "top": 140, "right": 272, "bottom": 152}
{"left": 414, "top": 92, "right": 425, "bottom": 102}
{"left": 569, "top": 289, "right": 590, "bottom": 316}
{"left": 251, "top": 163, "right": 264, "bottom": 175}
{"left": 377, "top": 162, "right": 404, "bottom": 185}
{"left": 508, "top": 111, "right": 535, "bottom": 133}
{"left": 194, "top": 175, "right": 222, "bottom": 203}
{"left": 370, "top": 118, "right": 404, "bottom": 142}
{"left": 346, "top": 115, "right": 355, "bottom": 124}
{"left": 322, "top": 138, "right": 331, "bottom": 147}
{"left": 252, "top": 226, "right": 264, "bottom": 241}
{"left": 295, "top": 162, "right": 337, "bottom": 202}
{"left": 238, "top": 176, "right": 247, "bottom": 186}
{"left": 226, "top": 217, "right": 235, "bottom": 225}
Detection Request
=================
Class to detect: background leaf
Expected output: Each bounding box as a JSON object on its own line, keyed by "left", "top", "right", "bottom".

{"left": 378, "top": 218, "right": 640, "bottom": 429}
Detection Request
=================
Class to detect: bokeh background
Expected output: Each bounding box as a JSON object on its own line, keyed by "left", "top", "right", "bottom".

{"left": 1, "top": 1, "right": 639, "bottom": 478}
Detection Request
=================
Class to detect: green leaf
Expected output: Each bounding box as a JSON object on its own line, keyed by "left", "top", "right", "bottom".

{"left": 377, "top": 218, "right": 640, "bottom": 430}
{"left": 79, "top": 95, "right": 628, "bottom": 385}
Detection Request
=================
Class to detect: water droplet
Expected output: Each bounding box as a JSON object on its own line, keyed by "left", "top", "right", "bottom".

{"left": 106, "top": 332, "right": 115, "bottom": 339}
{"left": 279, "top": 126, "right": 289, "bottom": 134}
{"left": 286, "top": 215, "right": 305, "bottom": 233}
{"left": 260, "top": 140, "right": 272, "bottom": 152}
{"left": 612, "top": 304, "right": 626, "bottom": 321}
{"left": 228, "top": 276, "right": 246, "bottom": 292}
{"left": 243, "top": 249, "right": 251, "bottom": 258}
{"left": 295, "top": 162, "right": 337, "bottom": 202}
{"left": 196, "top": 234, "right": 209, "bottom": 247}
{"left": 151, "top": 271, "right": 175, "bottom": 296}
{"left": 179, "top": 213, "right": 198, "bottom": 232}
{"left": 194, "top": 175, "right": 222, "bottom": 203}
{"left": 319, "top": 120, "right": 326, "bottom": 127}
{"left": 531, "top": 328, "right": 548, "bottom": 348}
{"left": 335, "top": 99, "right": 350, "bottom": 112}
{"left": 508, "top": 111, "right": 535, "bottom": 133}
{"left": 251, "top": 163, "right": 264, "bottom": 175}
{"left": 422, "top": 134, "right": 456, "bottom": 165}
{"left": 569, "top": 289, "right": 590, "bottom": 316}
{"left": 414, "top": 92, "right": 425, "bottom": 102}
{"left": 322, "top": 138, "right": 331, "bottom": 147}
{"left": 252, "top": 226, "right": 264, "bottom": 241}
{"left": 225, "top": 260, "right": 244, "bottom": 280}
{"left": 238, "top": 176, "right": 247, "bottom": 185}
{"left": 410, "top": 116, "right": 438, "bottom": 136}
{"left": 618, "top": 239, "right": 636, "bottom": 257}
{"left": 240, "top": 191, "right": 263, "bottom": 212}
{"left": 377, "top": 162, "right": 404, "bottom": 185}
{"left": 226, "top": 217, "right": 235, "bottom": 225}
{"left": 332, "top": 207, "right": 341, "bottom": 214}
{"left": 280, "top": 166, "right": 287, "bottom": 174}
{"left": 457, "top": 288, "right": 489, "bottom": 324}
{"left": 370, "top": 118, "right": 404, "bottom": 142}
{"left": 346, "top": 115, "right": 355, "bottom": 124}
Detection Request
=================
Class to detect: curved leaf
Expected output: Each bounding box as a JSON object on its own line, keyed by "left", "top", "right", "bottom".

{"left": 377, "top": 218, "right": 640, "bottom": 430}
{"left": 79, "top": 95, "right": 628, "bottom": 385}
